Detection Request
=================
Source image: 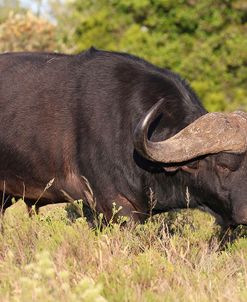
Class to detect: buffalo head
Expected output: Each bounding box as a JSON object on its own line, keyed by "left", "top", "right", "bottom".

{"left": 134, "top": 99, "right": 247, "bottom": 228}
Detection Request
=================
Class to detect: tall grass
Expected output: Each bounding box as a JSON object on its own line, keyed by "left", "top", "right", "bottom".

{"left": 0, "top": 201, "right": 247, "bottom": 302}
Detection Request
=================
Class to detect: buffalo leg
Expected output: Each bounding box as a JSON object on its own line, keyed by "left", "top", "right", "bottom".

{"left": 82, "top": 204, "right": 96, "bottom": 227}
{"left": 0, "top": 194, "right": 12, "bottom": 215}
{"left": 218, "top": 225, "right": 238, "bottom": 249}
{"left": 24, "top": 199, "right": 39, "bottom": 217}
{"left": 0, "top": 195, "right": 12, "bottom": 233}
{"left": 99, "top": 194, "right": 147, "bottom": 226}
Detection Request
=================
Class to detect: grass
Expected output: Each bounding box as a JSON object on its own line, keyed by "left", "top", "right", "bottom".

{"left": 0, "top": 200, "right": 247, "bottom": 302}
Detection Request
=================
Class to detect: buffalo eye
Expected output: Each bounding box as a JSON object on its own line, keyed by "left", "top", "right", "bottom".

{"left": 216, "top": 164, "right": 231, "bottom": 174}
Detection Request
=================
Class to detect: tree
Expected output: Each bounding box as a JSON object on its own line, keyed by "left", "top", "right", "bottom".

{"left": 53, "top": 0, "right": 247, "bottom": 111}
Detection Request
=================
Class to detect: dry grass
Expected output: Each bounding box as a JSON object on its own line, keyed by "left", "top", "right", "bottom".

{"left": 0, "top": 200, "right": 247, "bottom": 302}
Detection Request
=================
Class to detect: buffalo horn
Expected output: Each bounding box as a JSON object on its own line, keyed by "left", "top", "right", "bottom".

{"left": 134, "top": 100, "right": 247, "bottom": 163}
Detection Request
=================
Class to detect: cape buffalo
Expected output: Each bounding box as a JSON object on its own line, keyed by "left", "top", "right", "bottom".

{"left": 0, "top": 47, "right": 247, "bottom": 228}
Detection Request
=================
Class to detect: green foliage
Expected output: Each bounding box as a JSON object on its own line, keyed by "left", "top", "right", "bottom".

{"left": 56, "top": 0, "right": 247, "bottom": 111}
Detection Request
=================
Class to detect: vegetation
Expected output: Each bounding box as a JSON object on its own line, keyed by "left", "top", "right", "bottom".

{"left": 0, "top": 1, "right": 247, "bottom": 301}
{"left": 0, "top": 202, "right": 247, "bottom": 302}
{"left": 56, "top": 0, "right": 247, "bottom": 112}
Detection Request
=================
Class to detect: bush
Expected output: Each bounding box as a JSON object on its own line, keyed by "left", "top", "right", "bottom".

{"left": 0, "top": 11, "right": 58, "bottom": 52}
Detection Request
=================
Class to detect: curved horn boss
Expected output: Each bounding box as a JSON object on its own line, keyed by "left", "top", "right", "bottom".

{"left": 134, "top": 99, "right": 247, "bottom": 164}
